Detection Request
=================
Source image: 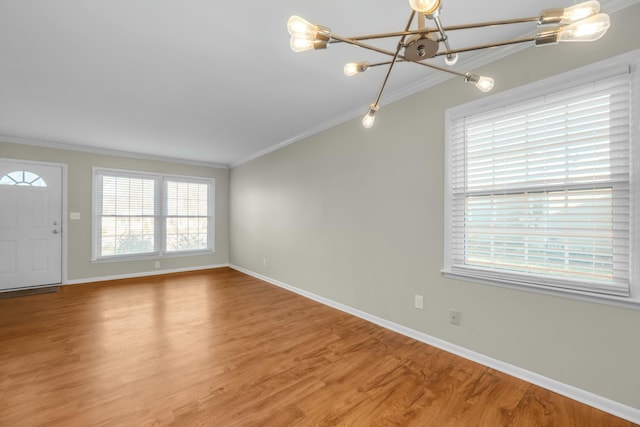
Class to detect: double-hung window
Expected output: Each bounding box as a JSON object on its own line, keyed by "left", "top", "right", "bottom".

{"left": 93, "top": 168, "right": 214, "bottom": 260}
{"left": 444, "top": 51, "right": 639, "bottom": 302}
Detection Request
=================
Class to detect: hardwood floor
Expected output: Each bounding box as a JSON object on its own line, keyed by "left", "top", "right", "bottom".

{"left": 0, "top": 267, "right": 636, "bottom": 426}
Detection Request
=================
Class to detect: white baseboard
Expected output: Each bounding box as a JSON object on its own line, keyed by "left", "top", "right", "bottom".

{"left": 64, "top": 264, "right": 229, "bottom": 285}
{"left": 230, "top": 264, "right": 640, "bottom": 425}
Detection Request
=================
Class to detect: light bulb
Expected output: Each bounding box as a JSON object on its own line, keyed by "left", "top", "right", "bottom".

{"left": 465, "top": 73, "right": 494, "bottom": 92}
{"left": 557, "top": 13, "right": 610, "bottom": 42}
{"left": 287, "top": 16, "right": 330, "bottom": 52}
{"left": 408, "top": 0, "right": 441, "bottom": 15}
{"left": 444, "top": 53, "right": 458, "bottom": 66}
{"left": 287, "top": 15, "right": 317, "bottom": 37}
{"left": 539, "top": 1, "right": 601, "bottom": 25}
{"left": 561, "top": 1, "right": 601, "bottom": 24}
{"left": 344, "top": 62, "right": 370, "bottom": 77}
{"left": 362, "top": 104, "right": 379, "bottom": 128}
{"left": 290, "top": 35, "right": 316, "bottom": 53}
{"left": 475, "top": 76, "right": 494, "bottom": 92}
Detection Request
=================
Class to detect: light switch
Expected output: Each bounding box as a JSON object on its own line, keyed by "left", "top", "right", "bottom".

{"left": 70, "top": 212, "right": 81, "bottom": 220}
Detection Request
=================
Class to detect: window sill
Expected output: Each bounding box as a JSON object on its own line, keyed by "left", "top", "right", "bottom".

{"left": 92, "top": 249, "right": 215, "bottom": 263}
{"left": 441, "top": 269, "right": 640, "bottom": 311}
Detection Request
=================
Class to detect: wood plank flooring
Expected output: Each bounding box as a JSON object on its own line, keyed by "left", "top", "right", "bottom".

{"left": 0, "top": 267, "right": 636, "bottom": 426}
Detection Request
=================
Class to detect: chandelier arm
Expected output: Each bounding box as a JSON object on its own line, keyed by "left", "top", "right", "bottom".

{"left": 329, "top": 34, "right": 407, "bottom": 58}
{"left": 330, "top": 34, "right": 467, "bottom": 78}
{"left": 432, "top": 15, "right": 454, "bottom": 59}
{"left": 328, "top": 16, "right": 540, "bottom": 44}
{"left": 439, "top": 16, "right": 539, "bottom": 32}
{"left": 372, "top": 11, "right": 417, "bottom": 106}
{"left": 329, "top": 34, "right": 465, "bottom": 77}
{"left": 330, "top": 29, "right": 437, "bottom": 43}
{"left": 433, "top": 36, "right": 536, "bottom": 56}
{"left": 409, "top": 59, "right": 468, "bottom": 78}
{"left": 375, "top": 60, "right": 411, "bottom": 67}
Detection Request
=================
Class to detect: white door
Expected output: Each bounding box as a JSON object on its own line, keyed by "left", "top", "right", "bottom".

{"left": 0, "top": 160, "right": 63, "bottom": 291}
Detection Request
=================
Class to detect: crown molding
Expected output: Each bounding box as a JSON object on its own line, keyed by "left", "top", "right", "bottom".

{"left": 604, "top": 0, "right": 640, "bottom": 12}
{"left": 0, "top": 134, "right": 229, "bottom": 170}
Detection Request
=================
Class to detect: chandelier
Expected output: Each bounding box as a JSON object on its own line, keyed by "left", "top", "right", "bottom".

{"left": 287, "top": 0, "right": 611, "bottom": 128}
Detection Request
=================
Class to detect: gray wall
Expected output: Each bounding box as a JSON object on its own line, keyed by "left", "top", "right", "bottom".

{"left": 0, "top": 140, "right": 229, "bottom": 281}
{"left": 230, "top": 4, "right": 640, "bottom": 410}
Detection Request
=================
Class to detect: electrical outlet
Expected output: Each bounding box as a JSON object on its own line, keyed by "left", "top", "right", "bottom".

{"left": 155, "top": 261, "right": 161, "bottom": 268}
{"left": 449, "top": 309, "right": 461, "bottom": 325}
{"left": 414, "top": 295, "right": 424, "bottom": 310}
{"left": 263, "top": 258, "right": 267, "bottom": 266}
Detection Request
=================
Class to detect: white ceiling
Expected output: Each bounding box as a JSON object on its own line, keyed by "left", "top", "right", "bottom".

{"left": 0, "top": 0, "right": 632, "bottom": 167}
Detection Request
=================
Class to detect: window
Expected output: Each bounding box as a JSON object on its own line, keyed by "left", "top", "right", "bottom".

{"left": 93, "top": 168, "right": 214, "bottom": 260}
{"left": 165, "top": 180, "right": 210, "bottom": 253}
{"left": 0, "top": 170, "right": 46, "bottom": 187}
{"left": 444, "top": 51, "right": 639, "bottom": 302}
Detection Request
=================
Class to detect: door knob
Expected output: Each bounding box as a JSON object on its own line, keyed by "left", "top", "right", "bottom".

{"left": 53, "top": 229, "right": 60, "bottom": 234}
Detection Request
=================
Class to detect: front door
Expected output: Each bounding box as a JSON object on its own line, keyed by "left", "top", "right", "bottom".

{"left": 0, "top": 160, "right": 63, "bottom": 291}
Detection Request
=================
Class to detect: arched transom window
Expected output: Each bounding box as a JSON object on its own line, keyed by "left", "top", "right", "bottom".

{"left": 0, "top": 170, "right": 47, "bottom": 187}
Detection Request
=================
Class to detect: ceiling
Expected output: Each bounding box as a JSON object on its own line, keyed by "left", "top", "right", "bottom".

{"left": 0, "top": 0, "right": 631, "bottom": 167}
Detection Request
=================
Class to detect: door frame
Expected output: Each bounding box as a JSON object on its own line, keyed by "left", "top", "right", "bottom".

{"left": 0, "top": 157, "right": 68, "bottom": 288}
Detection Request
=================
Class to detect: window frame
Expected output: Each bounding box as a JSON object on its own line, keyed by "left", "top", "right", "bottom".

{"left": 443, "top": 50, "right": 640, "bottom": 307}
{"left": 92, "top": 167, "right": 215, "bottom": 261}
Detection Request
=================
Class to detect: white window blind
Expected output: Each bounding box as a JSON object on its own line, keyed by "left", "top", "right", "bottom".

{"left": 93, "top": 169, "right": 214, "bottom": 260}
{"left": 97, "top": 173, "right": 158, "bottom": 257}
{"left": 165, "top": 180, "right": 210, "bottom": 252}
{"left": 446, "top": 69, "right": 632, "bottom": 297}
